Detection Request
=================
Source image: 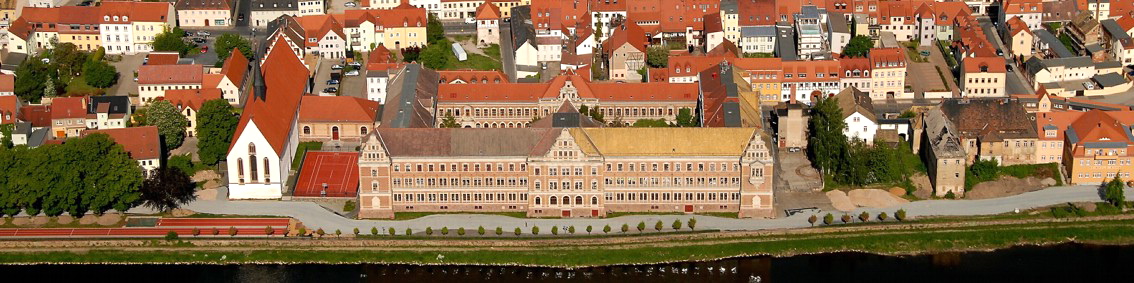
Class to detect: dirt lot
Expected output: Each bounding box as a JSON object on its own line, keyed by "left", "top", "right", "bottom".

{"left": 966, "top": 176, "right": 1056, "bottom": 200}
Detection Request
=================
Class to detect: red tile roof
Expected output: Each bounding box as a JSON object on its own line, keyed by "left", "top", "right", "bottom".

{"left": 138, "top": 64, "right": 204, "bottom": 85}
{"left": 438, "top": 70, "right": 509, "bottom": 84}
{"left": 602, "top": 22, "right": 647, "bottom": 54}
{"left": 19, "top": 105, "right": 51, "bottom": 127}
{"left": 0, "top": 74, "right": 13, "bottom": 93}
{"left": 163, "top": 88, "right": 222, "bottom": 111}
{"left": 298, "top": 96, "right": 379, "bottom": 123}
{"left": 220, "top": 48, "right": 250, "bottom": 86}
{"left": 50, "top": 97, "right": 86, "bottom": 120}
{"left": 869, "top": 48, "right": 906, "bottom": 68}
{"left": 1003, "top": 0, "right": 1043, "bottom": 15}
{"left": 229, "top": 36, "right": 310, "bottom": 154}
{"left": 295, "top": 14, "right": 346, "bottom": 48}
{"left": 99, "top": 1, "right": 172, "bottom": 23}
{"left": 145, "top": 52, "right": 181, "bottom": 65}
{"left": 962, "top": 56, "right": 1007, "bottom": 73}
{"left": 82, "top": 126, "right": 161, "bottom": 160}
{"left": 738, "top": 0, "right": 776, "bottom": 26}
{"left": 0, "top": 96, "right": 17, "bottom": 125}
{"left": 1007, "top": 16, "right": 1033, "bottom": 37}
{"left": 438, "top": 74, "right": 698, "bottom": 102}
{"left": 475, "top": 1, "right": 502, "bottom": 20}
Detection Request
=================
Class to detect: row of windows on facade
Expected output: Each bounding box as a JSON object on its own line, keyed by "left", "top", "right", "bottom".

{"left": 302, "top": 125, "right": 367, "bottom": 135}
{"left": 1077, "top": 172, "right": 1131, "bottom": 179}
{"left": 375, "top": 161, "right": 746, "bottom": 174}
{"left": 389, "top": 192, "right": 742, "bottom": 206}
{"left": 443, "top": 106, "right": 679, "bottom": 118}
{"left": 1079, "top": 159, "right": 1133, "bottom": 166}
{"left": 234, "top": 156, "right": 271, "bottom": 184}
{"left": 606, "top": 192, "right": 742, "bottom": 203}
{"left": 393, "top": 192, "right": 528, "bottom": 203}
{"left": 382, "top": 176, "right": 747, "bottom": 190}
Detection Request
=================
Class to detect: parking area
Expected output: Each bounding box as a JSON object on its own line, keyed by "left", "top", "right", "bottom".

{"left": 325, "top": 0, "right": 361, "bottom": 14}
{"left": 772, "top": 151, "right": 834, "bottom": 217}
{"left": 311, "top": 57, "right": 366, "bottom": 97}
{"left": 106, "top": 54, "right": 145, "bottom": 97}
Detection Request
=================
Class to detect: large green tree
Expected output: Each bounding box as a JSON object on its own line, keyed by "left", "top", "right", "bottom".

{"left": 646, "top": 46, "right": 669, "bottom": 68}
{"left": 50, "top": 42, "right": 89, "bottom": 78}
{"left": 842, "top": 35, "right": 874, "bottom": 57}
{"left": 1104, "top": 175, "right": 1126, "bottom": 208}
{"left": 420, "top": 43, "right": 451, "bottom": 69}
{"left": 427, "top": 13, "right": 445, "bottom": 44}
{"left": 196, "top": 99, "right": 239, "bottom": 165}
{"left": 440, "top": 113, "right": 460, "bottom": 128}
{"left": 0, "top": 134, "right": 142, "bottom": 217}
{"left": 676, "top": 108, "right": 697, "bottom": 127}
{"left": 146, "top": 100, "right": 190, "bottom": 150}
{"left": 139, "top": 167, "right": 197, "bottom": 212}
{"left": 152, "top": 27, "right": 191, "bottom": 55}
{"left": 808, "top": 96, "right": 849, "bottom": 175}
{"left": 83, "top": 59, "right": 118, "bottom": 88}
{"left": 14, "top": 56, "right": 54, "bottom": 103}
{"left": 214, "top": 33, "right": 253, "bottom": 63}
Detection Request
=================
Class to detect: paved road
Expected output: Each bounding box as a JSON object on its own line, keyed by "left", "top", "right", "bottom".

{"left": 976, "top": 16, "right": 1034, "bottom": 95}
{"left": 182, "top": 185, "right": 1133, "bottom": 234}
{"left": 499, "top": 23, "right": 517, "bottom": 82}
{"left": 443, "top": 20, "right": 476, "bottom": 35}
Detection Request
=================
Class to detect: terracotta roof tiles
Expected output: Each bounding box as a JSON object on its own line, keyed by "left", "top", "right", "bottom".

{"left": 83, "top": 126, "right": 161, "bottom": 160}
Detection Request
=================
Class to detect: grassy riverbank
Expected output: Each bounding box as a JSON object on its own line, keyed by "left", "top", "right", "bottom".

{"left": 3, "top": 218, "right": 1134, "bottom": 267}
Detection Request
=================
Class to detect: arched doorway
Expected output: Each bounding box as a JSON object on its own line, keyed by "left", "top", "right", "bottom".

{"left": 331, "top": 126, "right": 340, "bottom": 140}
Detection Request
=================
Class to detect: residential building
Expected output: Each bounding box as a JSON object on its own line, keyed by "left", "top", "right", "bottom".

{"left": 1024, "top": 56, "right": 1097, "bottom": 96}
{"left": 175, "top": 0, "right": 235, "bottom": 27}
{"left": 921, "top": 108, "right": 967, "bottom": 197}
{"left": 249, "top": 0, "right": 325, "bottom": 27}
{"left": 0, "top": 73, "right": 12, "bottom": 96}
{"left": 835, "top": 87, "right": 878, "bottom": 143}
{"left": 869, "top": 47, "right": 907, "bottom": 99}
{"left": 1067, "top": 12, "right": 1102, "bottom": 49}
{"left": 781, "top": 60, "right": 841, "bottom": 102}
{"left": 511, "top": 5, "right": 539, "bottom": 78}
{"left": 298, "top": 96, "right": 380, "bottom": 144}
{"left": 795, "top": 5, "right": 830, "bottom": 60}
{"left": 137, "top": 64, "right": 205, "bottom": 103}
{"left": 204, "top": 49, "right": 251, "bottom": 105}
{"left": 1000, "top": 0, "right": 1044, "bottom": 31}
{"left": 0, "top": 94, "right": 18, "bottom": 125}
{"left": 937, "top": 98, "right": 1038, "bottom": 165}
{"left": 338, "top": 4, "right": 429, "bottom": 52}
{"left": 602, "top": 22, "right": 646, "bottom": 82}
{"left": 49, "top": 97, "right": 87, "bottom": 138}
{"left": 164, "top": 88, "right": 222, "bottom": 137}
{"left": 840, "top": 57, "right": 872, "bottom": 94}
{"left": 772, "top": 97, "right": 809, "bottom": 149}
{"left": 356, "top": 127, "right": 774, "bottom": 219}
{"left": 83, "top": 126, "right": 161, "bottom": 178}
{"left": 98, "top": 1, "right": 176, "bottom": 54}
{"left": 225, "top": 36, "right": 310, "bottom": 199}
{"left": 961, "top": 56, "right": 1007, "bottom": 97}
{"left": 365, "top": 44, "right": 403, "bottom": 104}
{"left": 738, "top": 26, "right": 777, "bottom": 55}
{"left": 1005, "top": 17, "right": 1035, "bottom": 59}
{"left": 1045, "top": 110, "right": 1134, "bottom": 184}
{"left": 84, "top": 96, "right": 130, "bottom": 130}
{"left": 475, "top": 1, "right": 501, "bottom": 47}
{"left": 828, "top": 11, "right": 851, "bottom": 54}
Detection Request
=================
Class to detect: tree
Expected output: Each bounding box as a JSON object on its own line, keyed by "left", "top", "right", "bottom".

{"left": 196, "top": 99, "right": 239, "bottom": 165}
{"left": 672, "top": 219, "right": 682, "bottom": 230}
{"left": 214, "top": 33, "right": 253, "bottom": 63}
{"left": 298, "top": 227, "right": 307, "bottom": 237}
{"left": 230, "top": 226, "right": 239, "bottom": 236}
{"left": 145, "top": 100, "right": 190, "bottom": 150}
{"left": 478, "top": 226, "right": 485, "bottom": 236}
{"left": 267, "top": 226, "right": 275, "bottom": 236}
{"left": 405, "top": 228, "right": 412, "bottom": 235}
{"left": 51, "top": 42, "right": 88, "bottom": 78}
{"left": 152, "top": 27, "right": 191, "bottom": 55}
{"left": 440, "top": 113, "right": 461, "bottom": 128}
{"left": 371, "top": 227, "right": 379, "bottom": 236}
{"left": 646, "top": 46, "right": 669, "bottom": 68}
{"left": 603, "top": 224, "right": 612, "bottom": 234}
{"left": 441, "top": 227, "right": 449, "bottom": 235}
{"left": 895, "top": 209, "right": 907, "bottom": 221}
{"left": 586, "top": 225, "right": 593, "bottom": 234}
{"left": 165, "top": 231, "right": 179, "bottom": 241}
{"left": 858, "top": 212, "right": 870, "bottom": 222}
{"left": 568, "top": 226, "right": 576, "bottom": 234}
{"left": 1104, "top": 175, "right": 1126, "bottom": 208}
{"left": 531, "top": 226, "right": 540, "bottom": 235}
{"left": 426, "top": 227, "right": 434, "bottom": 235}
{"left": 687, "top": 218, "right": 696, "bottom": 231}
{"left": 808, "top": 215, "right": 818, "bottom": 227}
{"left": 878, "top": 212, "right": 889, "bottom": 221}
{"left": 588, "top": 106, "right": 605, "bottom": 122}
{"left": 138, "top": 167, "right": 197, "bottom": 212}
{"left": 353, "top": 227, "right": 360, "bottom": 236}
{"left": 841, "top": 214, "right": 852, "bottom": 224}
{"left": 654, "top": 220, "right": 663, "bottom": 231}
{"left": 621, "top": 223, "right": 629, "bottom": 233}
{"left": 388, "top": 227, "right": 396, "bottom": 236}
{"left": 514, "top": 227, "right": 522, "bottom": 236}
{"left": 14, "top": 56, "right": 54, "bottom": 103}
{"left": 335, "top": 229, "right": 342, "bottom": 237}
{"left": 43, "top": 78, "right": 56, "bottom": 98}
{"left": 551, "top": 226, "right": 559, "bottom": 235}
{"left": 427, "top": 13, "right": 445, "bottom": 44}
{"left": 82, "top": 60, "right": 117, "bottom": 89}
{"left": 420, "top": 44, "right": 451, "bottom": 70}
{"left": 842, "top": 35, "right": 873, "bottom": 57}
{"left": 675, "top": 108, "right": 697, "bottom": 127}
{"left": 457, "top": 227, "right": 466, "bottom": 236}
{"left": 401, "top": 46, "right": 422, "bottom": 62}
{"left": 823, "top": 213, "right": 834, "bottom": 225}
{"left": 636, "top": 221, "right": 646, "bottom": 233}
{"left": 808, "top": 96, "right": 849, "bottom": 175}
{"left": 495, "top": 226, "right": 503, "bottom": 236}
{"left": 632, "top": 118, "right": 669, "bottom": 127}
{"left": 192, "top": 227, "right": 201, "bottom": 237}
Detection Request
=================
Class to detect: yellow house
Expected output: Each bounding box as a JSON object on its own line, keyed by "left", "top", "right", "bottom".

{"left": 341, "top": 3, "right": 428, "bottom": 51}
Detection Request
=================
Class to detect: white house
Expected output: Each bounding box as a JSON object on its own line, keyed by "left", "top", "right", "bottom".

{"left": 835, "top": 87, "right": 879, "bottom": 143}
{"left": 226, "top": 36, "right": 309, "bottom": 199}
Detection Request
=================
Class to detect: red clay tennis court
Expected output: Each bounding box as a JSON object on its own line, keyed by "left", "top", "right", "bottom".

{"left": 294, "top": 151, "right": 359, "bottom": 197}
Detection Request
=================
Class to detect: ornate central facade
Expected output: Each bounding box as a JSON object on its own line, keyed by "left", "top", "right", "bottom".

{"left": 357, "top": 128, "right": 774, "bottom": 219}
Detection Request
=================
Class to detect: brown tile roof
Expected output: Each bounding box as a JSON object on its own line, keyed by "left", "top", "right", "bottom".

{"left": 298, "top": 96, "right": 379, "bottom": 123}
{"left": 50, "top": 97, "right": 87, "bottom": 120}
{"left": 138, "top": 64, "right": 204, "bottom": 85}
{"left": 229, "top": 36, "right": 310, "bottom": 154}
{"left": 374, "top": 128, "right": 556, "bottom": 157}
{"left": 220, "top": 48, "right": 250, "bottom": 86}
{"left": 99, "top": 1, "right": 172, "bottom": 23}
{"left": 145, "top": 52, "right": 181, "bottom": 65}
{"left": 174, "top": 0, "right": 231, "bottom": 10}
{"left": 0, "top": 74, "right": 13, "bottom": 93}
{"left": 835, "top": 87, "right": 876, "bottom": 122}
{"left": 475, "top": 1, "right": 502, "bottom": 20}
{"left": 963, "top": 56, "right": 1007, "bottom": 73}
{"left": 438, "top": 74, "right": 698, "bottom": 102}
{"left": 602, "top": 22, "right": 647, "bottom": 54}
{"left": 163, "top": 88, "right": 222, "bottom": 111}
{"left": 19, "top": 105, "right": 51, "bottom": 127}
{"left": 938, "top": 98, "right": 1037, "bottom": 142}
{"left": 0, "top": 96, "right": 17, "bottom": 125}
{"left": 437, "top": 70, "right": 508, "bottom": 84}
{"left": 82, "top": 126, "right": 161, "bottom": 160}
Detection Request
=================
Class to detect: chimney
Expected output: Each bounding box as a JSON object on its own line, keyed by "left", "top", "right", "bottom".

{"left": 789, "top": 85, "right": 797, "bottom": 104}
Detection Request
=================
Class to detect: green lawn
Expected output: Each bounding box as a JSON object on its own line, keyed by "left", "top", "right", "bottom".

{"left": 606, "top": 212, "right": 738, "bottom": 218}
{"left": 4, "top": 219, "right": 1134, "bottom": 266}
{"left": 394, "top": 211, "right": 527, "bottom": 220}
{"left": 64, "top": 76, "right": 103, "bottom": 96}
{"left": 447, "top": 53, "right": 503, "bottom": 71}
{"left": 482, "top": 44, "right": 501, "bottom": 60}
{"left": 291, "top": 142, "right": 323, "bottom": 169}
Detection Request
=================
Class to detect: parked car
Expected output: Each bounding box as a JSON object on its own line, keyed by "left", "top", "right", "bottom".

{"left": 331, "top": 64, "right": 344, "bottom": 70}
{"left": 345, "top": 2, "right": 357, "bottom": 7}
{"left": 200, "top": 46, "right": 209, "bottom": 53}
{"left": 192, "top": 37, "right": 206, "bottom": 44}
{"left": 347, "top": 62, "right": 362, "bottom": 67}
{"left": 465, "top": 17, "right": 476, "bottom": 24}
{"left": 326, "top": 79, "right": 340, "bottom": 85}
{"left": 196, "top": 31, "right": 211, "bottom": 37}
{"left": 184, "top": 31, "right": 193, "bottom": 37}
{"left": 323, "top": 87, "right": 338, "bottom": 93}
{"left": 345, "top": 70, "right": 360, "bottom": 76}
{"left": 238, "top": 13, "right": 245, "bottom": 21}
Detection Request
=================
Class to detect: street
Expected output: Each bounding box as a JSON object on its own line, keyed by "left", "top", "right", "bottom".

{"left": 976, "top": 16, "right": 1034, "bottom": 95}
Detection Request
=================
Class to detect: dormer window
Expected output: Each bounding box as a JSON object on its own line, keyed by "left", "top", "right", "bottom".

{"left": 113, "top": 16, "right": 119, "bottom": 21}
{"left": 122, "top": 16, "right": 128, "bottom": 21}
{"left": 104, "top": 16, "right": 110, "bottom": 21}
{"left": 1045, "top": 130, "right": 1057, "bottom": 137}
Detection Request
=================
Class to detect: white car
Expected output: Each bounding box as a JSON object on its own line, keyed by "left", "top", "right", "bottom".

{"left": 464, "top": 17, "right": 475, "bottom": 24}
{"left": 345, "top": 70, "right": 360, "bottom": 76}
{"left": 344, "top": 2, "right": 356, "bottom": 7}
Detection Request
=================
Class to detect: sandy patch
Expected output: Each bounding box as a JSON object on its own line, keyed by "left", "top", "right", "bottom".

{"left": 848, "top": 189, "right": 909, "bottom": 208}
{"left": 202, "top": 179, "right": 223, "bottom": 190}
{"left": 826, "top": 190, "right": 856, "bottom": 212}
{"left": 170, "top": 208, "right": 196, "bottom": 217}
{"left": 196, "top": 188, "right": 218, "bottom": 201}
{"left": 79, "top": 214, "right": 98, "bottom": 225}
{"left": 11, "top": 217, "right": 29, "bottom": 226}
{"left": 911, "top": 174, "right": 934, "bottom": 199}
{"left": 967, "top": 176, "right": 1046, "bottom": 199}
{"left": 56, "top": 215, "right": 74, "bottom": 225}
{"left": 30, "top": 216, "right": 49, "bottom": 226}
{"left": 191, "top": 170, "right": 221, "bottom": 183}
{"left": 888, "top": 187, "right": 906, "bottom": 197}
{"left": 97, "top": 213, "right": 122, "bottom": 226}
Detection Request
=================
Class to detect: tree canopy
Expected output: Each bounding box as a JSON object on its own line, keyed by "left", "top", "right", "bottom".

{"left": 152, "top": 27, "right": 191, "bottom": 55}
{"left": 83, "top": 60, "right": 118, "bottom": 88}
{"left": 215, "top": 33, "right": 253, "bottom": 63}
{"left": 808, "top": 96, "right": 849, "bottom": 174}
{"left": 440, "top": 113, "right": 460, "bottom": 128}
{"left": 145, "top": 100, "right": 189, "bottom": 150}
{"left": 196, "top": 99, "right": 239, "bottom": 165}
{"left": 427, "top": 13, "right": 446, "bottom": 44}
{"left": 675, "top": 108, "right": 697, "bottom": 127}
{"left": 843, "top": 35, "right": 873, "bottom": 57}
{"left": 420, "top": 43, "right": 451, "bottom": 69}
{"left": 14, "top": 56, "right": 55, "bottom": 103}
{"left": 1104, "top": 175, "right": 1126, "bottom": 209}
{"left": 139, "top": 167, "right": 197, "bottom": 212}
{"left": 0, "top": 134, "right": 143, "bottom": 217}
{"left": 646, "top": 46, "right": 669, "bottom": 68}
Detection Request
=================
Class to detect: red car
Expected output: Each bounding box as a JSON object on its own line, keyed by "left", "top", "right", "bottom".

{"left": 200, "top": 46, "right": 209, "bottom": 53}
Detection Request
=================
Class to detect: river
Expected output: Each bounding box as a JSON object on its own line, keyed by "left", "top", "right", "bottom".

{"left": 2, "top": 243, "right": 1130, "bottom": 282}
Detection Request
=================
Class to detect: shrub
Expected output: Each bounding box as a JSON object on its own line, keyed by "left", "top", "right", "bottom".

{"left": 229, "top": 226, "right": 238, "bottom": 237}
{"left": 266, "top": 226, "right": 275, "bottom": 236}
{"left": 1096, "top": 202, "right": 1122, "bottom": 215}
{"left": 688, "top": 218, "right": 696, "bottom": 230}
{"left": 343, "top": 200, "right": 356, "bottom": 212}
{"left": 388, "top": 227, "right": 396, "bottom": 236}
{"left": 297, "top": 227, "right": 305, "bottom": 237}
{"left": 621, "top": 223, "right": 629, "bottom": 233}
{"left": 654, "top": 220, "right": 663, "bottom": 231}
{"left": 353, "top": 228, "right": 360, "bottom": 236}
{"left": 878, "top": 212, "right": 889, "bottom": 221}
{"left": 586, "top": 225, "right": 593, "bottom": 234}
{"left": 426, "top": 227, "right": 434, "bottom": 235}
{"left": 841, "top": 214, "right": 852, "bottom": 224}
{"left": 192, "top": 228, "right": 200, "bottom": 237}
{"left": 495, "top": 227, "right": 503, "bottom": 236}
{"left": 1051, "top": 207, "right": 1071, "bottom": 218}
{"left": 164, "top": 231, "right": 179, "bottom": 241}
{"left": 441, "top": 227, "right": 449, "bottom": 235}
{"left": 532, "top": 226, "right": 540, "bottom": 235}
{"left": 896, "top": 209, "right": 908, "bottom": 221}
{"left": 478, "top": 226, "right": 485, "bottom": 236}
{"left": 808, "top": 215, "right": 817, "bottom": 226}
{"left": 636, "top": 221, "right": 646, "bottom": 233}
{"left": 514, "top": 227, "right": 522, "bottom": 236}
{"left": 823, "top": 213, "right": 834, "bottom": 225}
{"left": 334, "top": 229, "right": 342, "bottom": 237}
{"left": 371, "top": 227, "right": 379, "bottom": 236}
{"left": 568, "top": 226, "right": 576, "bottom": 234}
{"left": 405, "top": 228, "right": 412, "bottom": 235}
{"left": 457, "top": 227, "right": 465, "bottom": 236}
{"left": 551, "top": 226, "right": 559, "bottom": 235}
{"left": 945, "top": 191, "right": 957, "bottom": 199}
{"left": 604, "top": 224, "right": 612, "bottom": 234}
{"left": 672, "top": 219, "right": 682, "bottom": 230}
{"left": 858, "top": 212, "right": 870, "bottom": 222}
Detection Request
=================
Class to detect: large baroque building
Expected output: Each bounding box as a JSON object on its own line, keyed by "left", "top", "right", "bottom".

{"left": 357, "top": 127, "right": 774, "bottom": 219}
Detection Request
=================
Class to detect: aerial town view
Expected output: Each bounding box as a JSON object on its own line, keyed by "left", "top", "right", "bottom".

{"left": 1, "top": 0, "right": 1134, "bottom": 281}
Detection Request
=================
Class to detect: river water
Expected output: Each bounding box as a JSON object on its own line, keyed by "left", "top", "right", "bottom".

{"left": 3, "top": 243, "right": 1131, "bottom": 282}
